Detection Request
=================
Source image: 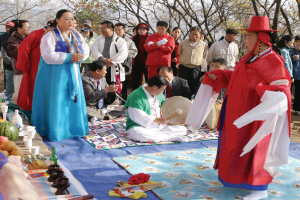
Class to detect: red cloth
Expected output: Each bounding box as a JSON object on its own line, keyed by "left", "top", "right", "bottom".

{"left": 171, "top": 41, "right": 180, "bottom": 65}
{"left": 147, "top": 66, "right": 161, "bottom": 79}
{"left": 203, "top": 50, "right": 291, "bottom": 186}
{"left": 166, "top": 83, "right": 172, "bottom": 98}
{"left": 138, "top": 35, "right": 147, "bottom": 64}
{"left": 16, "top": 28, "right": 46, "bottom": 110}
{"left": 144, "top": 33, "right": 175, "bottom": 67}
{"left": 128, "top": 173, "right": 150, "bottom": 185}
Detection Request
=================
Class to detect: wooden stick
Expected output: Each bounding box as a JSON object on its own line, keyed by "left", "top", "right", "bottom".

{"left": 114, "top": 182, "right": 162, "bottom": 191}
{"left": 167, "top": 113, "right": 180, "bottom": 120}
{"left": 167, "top": 109, "right": 183, "bottom": 120}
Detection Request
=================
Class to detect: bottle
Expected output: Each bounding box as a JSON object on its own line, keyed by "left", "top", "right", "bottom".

{"left": 50, "top": 146, "right": 59, "bottom": 165}
{"left": 12, "top": 110, "right": 23, "bottom": 130}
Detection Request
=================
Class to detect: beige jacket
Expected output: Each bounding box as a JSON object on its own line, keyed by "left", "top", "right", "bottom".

{"left": 178, "top": 39, "right": 208, "bottom": 69}
{"left": 206, "top": 39, "right": 239, "bottom": 70}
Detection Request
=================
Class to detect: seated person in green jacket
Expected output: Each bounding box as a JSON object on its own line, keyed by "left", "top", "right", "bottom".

{"left": 125, "top": 75, "right": 186, "bottom": 142}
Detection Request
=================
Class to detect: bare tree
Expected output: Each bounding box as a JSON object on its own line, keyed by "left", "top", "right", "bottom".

{"left": 0, "top": 0, "right": 61, "bottom": 30}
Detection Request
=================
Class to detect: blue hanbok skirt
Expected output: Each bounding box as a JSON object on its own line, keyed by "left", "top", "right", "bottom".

{"left": 31, "top": 57, "right": 88, "bottom": 141}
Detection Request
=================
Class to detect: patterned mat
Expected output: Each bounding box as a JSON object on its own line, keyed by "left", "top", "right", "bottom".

{"left": 83, "top": 117, "right": 218, "bottom": 150}
{"left": 112, "top": 148, "right": 300, "bottom": 200}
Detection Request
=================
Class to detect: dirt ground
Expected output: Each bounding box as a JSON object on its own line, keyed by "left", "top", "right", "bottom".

{"left": 0, "top": 72, "right": 299, "bottom": 143}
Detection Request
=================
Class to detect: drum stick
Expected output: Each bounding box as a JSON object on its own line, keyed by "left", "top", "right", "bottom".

{"left": 167, "top": 109, "right": 183, "bottom": 120}
{"left": 69, "top": 194, "right": 94, "bottom": 200}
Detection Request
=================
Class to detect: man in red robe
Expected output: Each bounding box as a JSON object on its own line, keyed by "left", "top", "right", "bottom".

{"left": 16, "top": 20, "right": 56, "bottom": 119}
{"left": 186, "top": 16, "right": 291, "bottom": 200}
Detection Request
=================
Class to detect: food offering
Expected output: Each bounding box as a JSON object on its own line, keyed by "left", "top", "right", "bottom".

{"left": 28, "top": 159, "right": 48, "bottom": 170}
{"left": 0, "top": 140, "right": 24, "bottom": 158}
{"left": 23, "top": 154, "right": 47, "bottom": 164}
{"left": 23, "top": 154, "right": 50, "bottom": 177}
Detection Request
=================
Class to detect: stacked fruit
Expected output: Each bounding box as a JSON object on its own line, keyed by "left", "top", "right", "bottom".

{"left": 0, "top": 136, "right": 24, "bottom": 158}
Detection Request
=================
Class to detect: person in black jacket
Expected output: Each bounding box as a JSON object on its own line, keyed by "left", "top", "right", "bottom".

{"left": 0, "top": 21, "right": 14, "bottom": 48}
{"left": 0, "top": 21, "right": 15, "bottom": 91}
{"left": 1, "top": 27, "right": 16, "bottom": 100}
{"left": 131, "top": 23, "right": 149, "bottom": 90}
{"left": 158, "top": 65, "right": 191, "bottom": 99}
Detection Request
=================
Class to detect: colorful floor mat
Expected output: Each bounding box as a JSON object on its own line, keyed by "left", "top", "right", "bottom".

{"left": 112, "top": 148, "right": 300, "bottom": 200}
{"left": 83, "top": 117, "right": 219, "bottom": 150}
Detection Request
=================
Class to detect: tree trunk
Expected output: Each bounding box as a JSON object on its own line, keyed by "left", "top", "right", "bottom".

{"left": 272, "top": 0, "right": 281, "bottom": 31}
{"left": 280, "top": 6, "right": 293, "bottom": 35}
{"left": 251, "top": 0, "right": 259, "bottom": 16}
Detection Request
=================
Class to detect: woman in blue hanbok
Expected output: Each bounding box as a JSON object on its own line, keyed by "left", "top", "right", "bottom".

{"left": 31, "top": 9, "right": 89, "bottom": 141}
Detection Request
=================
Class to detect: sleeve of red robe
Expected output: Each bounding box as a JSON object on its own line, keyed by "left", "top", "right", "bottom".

{"left": 16, "top": 31, "right": 38, "bottom": 73}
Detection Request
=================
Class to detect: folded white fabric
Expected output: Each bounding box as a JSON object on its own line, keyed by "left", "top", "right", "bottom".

{"left": 234, "top": 91, "right": 289, "bottom": 176}
{"left": 185, "top": 84, "right": 219, "bottom": 133}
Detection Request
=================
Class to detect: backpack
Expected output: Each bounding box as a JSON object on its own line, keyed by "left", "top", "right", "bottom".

{"left": 114, "top": 37, "right": 130, "bottom": 73}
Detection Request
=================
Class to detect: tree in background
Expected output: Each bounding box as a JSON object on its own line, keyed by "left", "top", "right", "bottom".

{"left": 0, "top": 0, "right": 61, "bottom": 30}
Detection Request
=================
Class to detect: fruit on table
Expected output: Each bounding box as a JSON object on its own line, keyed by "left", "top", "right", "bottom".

{"left": 0, "top": 136, "right": 8, "bottom": 145}
{"left": 2, "top": 140, "right": 17, "bottom": 152}
{"left": 1, "top": 140, "right": 24, "bottom": 159}
{"left": 0, "top": 122, "right": 19, "bottom": 142}
{"left": 0, "top": 150, "right": 9, "bottom": 158}
{"left": 10, "top": 149, "right": 24, "bottom": 159}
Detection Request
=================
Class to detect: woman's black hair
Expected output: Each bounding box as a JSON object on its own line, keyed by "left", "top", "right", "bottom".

{"left": 47, "top": 20, "right": 56, "bottom": 28}
{"left": 56, "top": 9, "right": 72, "bottom": 20}
{"left": 267, "top": 32, "right": 279, "bottom": 45}
{"left": 54, "top": 9, "right": 73, "bottom": 27}
{"left": 8, "top": 27, "right": 16, "bottom": 36}
{"left": 148, "top": 75, "right": 168, "bottom": 88}
{"left": 277, "top": 35, "right": 295, "bottom": 49}
{"left": 132, "top": 26, "right": 136, "bottom": 32}
{"left": 172, "top": 27, "right": 181, "bottom": 32}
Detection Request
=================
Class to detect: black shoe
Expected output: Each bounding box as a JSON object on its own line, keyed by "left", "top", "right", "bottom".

{"left": 103, "top": 116, "right": 110, "bottom": 120}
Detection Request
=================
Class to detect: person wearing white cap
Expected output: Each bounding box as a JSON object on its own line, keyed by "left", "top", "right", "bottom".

{"left": 81, "top": 26, "right": 96, "bottom": 74}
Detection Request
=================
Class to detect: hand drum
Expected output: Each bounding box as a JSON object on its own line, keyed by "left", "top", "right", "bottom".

{"left": 161, "top": 96, "right": 192, "bottom": 125}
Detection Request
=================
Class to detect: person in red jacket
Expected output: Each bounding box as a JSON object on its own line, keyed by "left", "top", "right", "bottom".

{"left": 144, "top": 21, "right": 175, "bottom": 79}
{"left": 171, "top": 27, "right": 182, "bottom": 76}
{"left": 16, "top": 20, "right": 56, "bottom": 119}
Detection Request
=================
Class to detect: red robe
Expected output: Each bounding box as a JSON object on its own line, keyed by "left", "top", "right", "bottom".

{"left": 203, "top": 49, "right": 291, "bottom": 186}
{"left": 16, "top": 28, "right": 46, "bottom": 110}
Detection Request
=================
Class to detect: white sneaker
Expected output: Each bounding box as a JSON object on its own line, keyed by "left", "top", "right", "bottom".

{"left": 294, "top": 111, "right": 300, "bottom": 116}
{"left": 243, "top": 190, "right": 268, "bottom": 200}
